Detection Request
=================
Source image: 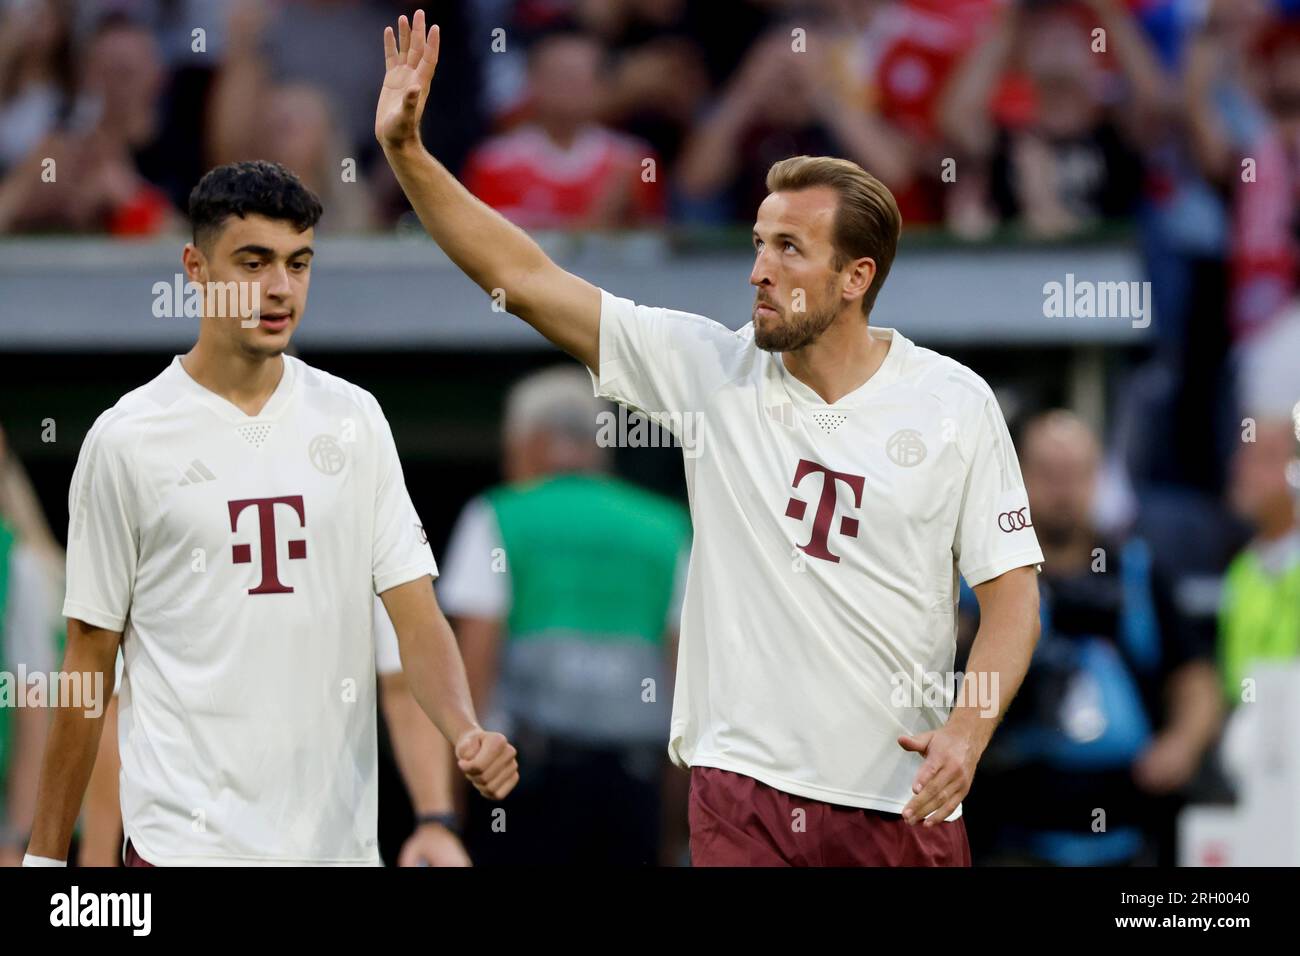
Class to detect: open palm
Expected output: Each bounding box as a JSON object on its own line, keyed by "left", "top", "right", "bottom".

{"left": 375, "top": 9, "right": 440, "bottom": 150}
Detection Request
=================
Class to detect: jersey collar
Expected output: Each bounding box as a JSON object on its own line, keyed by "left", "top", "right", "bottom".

{"left": 775, "top": 326, "right": 908, "bottom": 409}
{"left": 169, "top": 353, "right": 300, "bottom": 423}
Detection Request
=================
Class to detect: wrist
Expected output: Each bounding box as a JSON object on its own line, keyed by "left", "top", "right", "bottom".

{"left": 415, "top": 811, "right": 460, "bottom": 835}
{"left": 947, "top": 706, "right": 997, "bottom": 753}
{"left": 381, "top": 137, "right": 428, "bottom": 165}
{"left": 452, "top": 721, "right": 483, "bottom": 748}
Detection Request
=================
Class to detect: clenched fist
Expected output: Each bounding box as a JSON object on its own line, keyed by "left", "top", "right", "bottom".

{"left": 455, "top": 728, "right": 518, "bottom": 800}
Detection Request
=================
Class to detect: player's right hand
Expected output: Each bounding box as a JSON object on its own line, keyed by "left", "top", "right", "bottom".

{"left": 455, "top": 727, "right": 519, "bottom": 800}
{"left": 376, "top": 8, "right": 440, "bottom": 151}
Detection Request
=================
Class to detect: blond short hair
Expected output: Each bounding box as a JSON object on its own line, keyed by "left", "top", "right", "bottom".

{"left": 765, "top": 155, "right": 902, "bottom": 316}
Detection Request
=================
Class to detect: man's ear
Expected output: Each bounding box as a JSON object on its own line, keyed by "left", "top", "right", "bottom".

{"left": 181, "top": 242, "right": 207, "bottom": 285}
{"left": 844, "top": 256, "right": 876, "bottom": 307}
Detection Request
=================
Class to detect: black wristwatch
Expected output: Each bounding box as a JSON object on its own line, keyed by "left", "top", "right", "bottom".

{"left": 415, "top": 812, "right": 460, "bottom": 835}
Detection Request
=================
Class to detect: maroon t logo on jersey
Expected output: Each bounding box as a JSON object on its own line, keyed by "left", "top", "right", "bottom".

{"left": 785, "top": 459, "right": 865, "bottom": 563}
{"left": 228, "top": 496, "right": 307, "bottom": 594}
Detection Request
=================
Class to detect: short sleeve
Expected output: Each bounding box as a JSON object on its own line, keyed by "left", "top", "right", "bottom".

{"left": 370, "top": 401, "right": 438, "bottom": 595}
{"left": 954, "top": 394, "right": 1044, "bottom": 587}
{"left": 436, "top": 496, "right": 509, "bottom": 619}
{"left": 373, "top": 594, "right": 402, "bottom": 675}
{"left": 589, "top": 288, "right": 746, "bottom": 438}
{"left": 62, "top": 415, "right": 139, "bottom": 632}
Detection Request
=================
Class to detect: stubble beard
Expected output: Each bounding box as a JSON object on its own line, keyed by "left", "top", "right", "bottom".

{"left": 754, "top": 299, "right": 840, "bottom": 353}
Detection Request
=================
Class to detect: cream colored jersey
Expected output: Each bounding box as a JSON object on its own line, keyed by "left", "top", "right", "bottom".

{"left": 63, "top": 355, "right": 436, "bottom": 864}
{"left": 590, "top": 290, "right": 1043, "bottom": 818}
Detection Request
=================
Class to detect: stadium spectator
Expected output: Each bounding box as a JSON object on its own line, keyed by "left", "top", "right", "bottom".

{"left": 433, "top": 367, "right": 690, "bottom": 865}
{"left": 675, "top": 22, "right": 920, "bottom": 224}
{"left": 1184, "top": 0, "right": 1296, "bottom": 342}
{"left": 843, "top": 0, "right": 1000, "bottom": 224}
{"left": 573, "top": 0, "right": 717, "bottom": 169}
{"left": 207, "top": 1, "right": 378, "bottom": 231}
{"left": 962, "top": 410, "right": 1223, "bottom": 865}
{"left": 0, "top": 13, "right": 177, "bottom": 235}
{"left": 939, "top": 0, "right": 1164, "bottom": 238}
{"left": 462, "top": 29, "right": 665, "bottom": 228}
{"left": 0, "top": 425, "right": 63, "bottom": 867}
{"left": 0, "top": 0, "right": 74, "bottom": 175}
{"left": 1218, "top": 400, "right": 1300, "bottom": 704}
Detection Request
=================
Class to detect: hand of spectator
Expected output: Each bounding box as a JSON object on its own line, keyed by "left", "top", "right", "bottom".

{"left": 1133, "top": 730, "right": 1202, "bottom": 795}
{"left": 785, "top": 29, "right": 859, "bottom": 119}
{"left": 726, "top": 31, "right": 798, "bottom": 119}
{"left": 376, "top": 9, "right": 440, "bottom": 152}
{"left": 227, "top": 0, "right": 273, "bottom": 52}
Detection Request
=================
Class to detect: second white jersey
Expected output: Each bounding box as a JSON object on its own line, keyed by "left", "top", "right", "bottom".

{"left": 591, "top": 290, "right": 1044, "bottom": 818}
{"left": 63, "top": 355, "right": 437, "bottom": 864}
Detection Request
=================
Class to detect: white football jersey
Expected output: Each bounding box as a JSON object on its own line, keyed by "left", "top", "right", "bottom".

{"left": 63, "top": 355, "right": 437, "bottom": 865}
{"left": 590, "top": 290, "right": 1044, "bottom": 819}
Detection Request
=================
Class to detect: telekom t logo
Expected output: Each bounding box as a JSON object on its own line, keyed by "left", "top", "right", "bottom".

{"left": 228, "top": 496, "right": 307, "bottom": 594}
{"left": 784, "top": 459, "right": 865, "bottom": 563}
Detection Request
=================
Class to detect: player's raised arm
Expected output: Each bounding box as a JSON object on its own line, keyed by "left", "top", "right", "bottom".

{"left": 376, "top": 10, "right": 601, "bottom": 370}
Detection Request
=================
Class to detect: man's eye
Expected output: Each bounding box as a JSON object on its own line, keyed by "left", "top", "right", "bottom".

{"left": 242, "top": 261, "right": 262, "bottom": 270}
{"left": 784, "top": 241, "right": 797, "bottom": 253}
{"left": 291, "top": 261, "right": 309, "bottom": 271}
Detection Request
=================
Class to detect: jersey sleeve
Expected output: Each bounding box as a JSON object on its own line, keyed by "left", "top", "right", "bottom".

{"left": 589, "top": 288, "right": 746, "bottom": 441}
{"left": 954, "top": 392, "right": 1044, "bottom": 587}
{"left": 62, "top": 413, "right": 140, "bottom": 632}
{"left": 436, "top": 496, "right": 510, "bottom": 619}
{"left": 369, "top": 401, "right": 438, "bottom": 595}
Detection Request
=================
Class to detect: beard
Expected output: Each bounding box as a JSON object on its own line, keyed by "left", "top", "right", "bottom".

{"left": 753, "top": 294, "right": 839, "bottom": 353}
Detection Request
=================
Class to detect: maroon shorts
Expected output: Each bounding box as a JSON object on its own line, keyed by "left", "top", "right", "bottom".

{"left": 123, "top": 840, "right": 154, "bottom": 868}
{"left": 688, "top": 766, "right": 971, "bottom": 867}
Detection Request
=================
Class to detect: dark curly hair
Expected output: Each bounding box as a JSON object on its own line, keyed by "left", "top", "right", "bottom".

{"left": 188, "top": 161, "right": 323, "bottom": 250}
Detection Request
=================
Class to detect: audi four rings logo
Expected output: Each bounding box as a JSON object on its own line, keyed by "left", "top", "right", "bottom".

{"left": 998, "top": 508, "right": 1033, "bottom": 532}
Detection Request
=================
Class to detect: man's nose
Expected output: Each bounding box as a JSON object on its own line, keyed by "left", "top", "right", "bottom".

{"left": 262, "top": 263, "right": 292, "bottom": 298}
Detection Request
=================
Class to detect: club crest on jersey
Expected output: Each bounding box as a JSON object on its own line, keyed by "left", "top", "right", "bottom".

{"left": 784, "top": 458, "right": 865, "bottom": 563}
{"left": 308, "top": 434, "right": 346, "bottom": 475}
{"left": 886, "top": 428, "right": 927, "bottom": 467}
{"left": 228, "top": 495, "right": 307, "bottom": 594}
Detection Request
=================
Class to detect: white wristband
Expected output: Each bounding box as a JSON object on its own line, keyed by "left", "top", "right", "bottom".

{"left": 22, "top": 854, "right": 67, "bottom": 867}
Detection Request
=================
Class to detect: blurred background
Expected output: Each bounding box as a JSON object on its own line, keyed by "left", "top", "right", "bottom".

{"left": 1, "top": 0, "right": 1299, "bottom": 867}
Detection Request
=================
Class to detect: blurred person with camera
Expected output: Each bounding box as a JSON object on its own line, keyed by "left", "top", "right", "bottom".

{"left": 961, "top": 410, "right": 1223, "bottom": 865}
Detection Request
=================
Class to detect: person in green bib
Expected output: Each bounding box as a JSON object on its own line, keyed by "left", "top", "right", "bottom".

{"left": 1219, "top": 411, "right": 1300, "bottom": 705}
{"left": 0, "top": 514, "right": 61, "bottom": 867}
{"left": 440, "top": 366, "right": 690, "bottom": 866}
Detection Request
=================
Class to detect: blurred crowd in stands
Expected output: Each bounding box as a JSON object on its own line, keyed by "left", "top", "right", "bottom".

{"left": 2, "top": 0, "right": 1299, "bottom": 866}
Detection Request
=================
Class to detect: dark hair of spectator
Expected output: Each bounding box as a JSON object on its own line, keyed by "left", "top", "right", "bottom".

{"left": 188, "top": 161, "right": 323, "bottom": 250}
